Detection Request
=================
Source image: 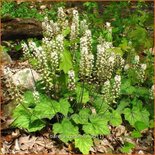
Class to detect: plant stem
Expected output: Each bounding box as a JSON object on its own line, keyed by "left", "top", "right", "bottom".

{"left": 80, "top": 80, "right": 85, "bottom": 104}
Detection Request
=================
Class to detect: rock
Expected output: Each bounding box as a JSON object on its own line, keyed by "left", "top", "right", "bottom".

{"left": 12, "top": 68, "right": 40, "bottom": 90}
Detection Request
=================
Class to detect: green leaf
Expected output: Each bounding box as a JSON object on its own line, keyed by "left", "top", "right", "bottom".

{"left": 119, "top": 38, "right": 130, "bottom": 51}
{"left": 134, "top": 121, "right": 148, "bottom": 132}
{"left": 28, "top": 120, "right": 45, "bottom": 132}
{"left": 123, "top": 106, "right": 150, "bottom": 127}
{"left": 131, "top": 98, "right": 142, "bottom": 110}
{"left": 120, "top": 142, "right": 135, "bottom": 153}
{"left": 135, "top": 87, "right": 150, "bottom": 98}
{"left": 121, "top": 80, "right": 136, "bottom": 95}
{"left": 74, "top": 135, "right": 93, "bottom": 154}
{"left": 12, "top": 104, "right": 31, "bottom": 130}
{"left": 124, "top": 107, "right": 140, "bottom": 126}
{"left": 59, "top": 50, "right": 73, "bottom": 73}
{"left": 72, "top": 109, "right": 91, "bottom": 124}
{"left": 149, "top": 119, "right": 154, "bottom": 128}
{"left": 139, "top": 108, "right": 150, "bottom": 126}
{"left": 131, "top": 130, "right": 142, "bottom": 138}
{"left": 93, "top": 95, "right": 110, "bottom": 117}
{"left": 15, "top": 44, "right": 22, "bottom": 51}
{"left": 110, "top": 110, "right": 122, "bottom": 126}
{"left": 76, "top": 86, "right": 90, "bottom": 104}
{"left": 59, "top": 98, "right": 70, "bottom": 116}
{"left": 111, "top": 47, "right": 123, "bottom": 56}
{"left": 116, "top": 99, "right": 129, "bottom": 113}
{"left": 62, "top": 27, "right": 70, "bottom": 37}
{"left": 53, "top": 118, "right": 79, "bottom": 143}
{"left": 31, "top": 96, "right": 60, "bottom": 121}
{"left": 83, "top": 115, "right": 110, "bottom": 136}
{"left": 82, "top": 90, "right": 89, "bottom": 104}
{"left": 23, "top": 91, "right": 35, "bottom": 107}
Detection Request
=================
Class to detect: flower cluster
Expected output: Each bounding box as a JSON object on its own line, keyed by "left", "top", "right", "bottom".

{"left": 57, "top": 7, "right": 69, "bottom": 31}
{"left": 95, "top": 42, "right": 115, "bottom": 83}
{"left": 139, "top": 63, "right": 147, "bottom": 83}
{"left": 111, "top": 75, "right": 121, "bottom": 103}
{"left": 28, "top": 41, "right": 54, "bottom": 91}
{"left": 133, "top": 55, "right": 147, "bottom": 83}
{"left": 105, "top": 22, "right": 112, "bottom": 42}
{"left": 101, "top": 75, "right": 121, "bottom": 104}
{"left": 68, "top": 70, "right": 76, "bottom": 91}
{"left": 42, "top": 17, "right": 60, "bottom": 38}
{"left": 102, "top": 80, "right": 111, "bottom": 103}
{"left": 21, "top": 42, "right": 31, "bottom": 58}
{"left": 80, "top": 19, "right": 88, "bottom": 35}
{"left": 56, "top": 34, "right": 64, "bottom": 54}
{"left": 50, "top": 51, "right": 59, "bottom": 73}
{"left": 70, "top": 9, "right": 79, "bottom": 40}
{"left": 3, "top": 67, "right": 23, "bottom": 103}
{"left": 33, "top": 90, "right": 40, "bottom": 103}
{"left": 70, "top": 9, "right": 79, "bottom": 52}
{"left": 79, "top": 29, "right": 94, "bottom": 80}
{"left": 114, "top": 55, "right": 125, "bottom": 70}
{"left": 124, "top": 64, "right": 130, "bottom": 71}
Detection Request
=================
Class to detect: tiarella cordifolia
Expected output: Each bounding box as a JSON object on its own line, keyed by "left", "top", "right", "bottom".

{"left": 42, "top": 37, "right": 53, "bottom": 55}
{"left": 56, "top": 34, "right": 64, "bottom": 54}
{"left": 134, "top": 55, "right": 140, "bottom": 70}
{"left": 21, "top": 42, "right": 31, "bottom": 58}
{"left": 28, "top": 41, "right": 54, "bottom": 91}
{"left": 42, "top": 17, "right": 60, "bottom": 38}
{"left": 3, "top": 67, "right": 23, "bottom": 103}
{"left": 133, "top": 55, "right": 147, "bottom": 83}
{"left": 57, "top": 7, "right": 69, "bottom": 31}
{"left": 33, "top": 90, "right": 40, "bottom": 103}
{"left": 105, "top": 22, "right": 112, "bottom": 42}
{"left": 50, "top": 51, "right": 59, "bottom": 74}
{"left": 139, "top": 63, "right": 147, "bottom": 83}
{"left": 124, "top": 64, "right": 130, "bottom": 71}
{"left": 80, "top": 19, "right": 88, "bottom": 35}
{"left": 95, "top": 43, "right": 115, "bottom": 83}
{"left": 79, "top": 47, "right": 94, "bottom": 80}
{"left": 68, "top": 70, "right": 76, "bottom": 91}
{"left": 79, "top": 29, "right": 94, "bottom": 80}
{"left": 114, "top": 55, "right": 125, "bottom": 71}
{"left": 102, "top": 80, "right": 111, "bottom": 103}
{"left": 111, "top": 75, "right": 121, "bottom": 103}
{"left": 70, "top": 9, "right": 79, "bottom": 52}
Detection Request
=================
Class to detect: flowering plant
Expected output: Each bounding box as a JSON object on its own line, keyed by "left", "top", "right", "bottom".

{"left": 3, "top": 7, "right": 153, "bottom": 154}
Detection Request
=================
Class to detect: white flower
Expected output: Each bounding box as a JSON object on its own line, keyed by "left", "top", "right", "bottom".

{"left": 104, "top": 80, "right": 110, "bottom": 86}
{"left": 56, "top": 34, "right": 63, "bottom": 42}
{"left": 134, "top": 55, "right": 140, "bottom": 63}
{"left": 109, "top": 55, "right": 115, "bottom": 63}
{"left": 97, "top": 44, "right": 105, "bottom": 54}
{"left": 124, "top": 64, "right": 130, "bottom": 70}
{"left": 151, "top": 85, "right": 154, "bottom": 91}
{"left": 80, "top": 19, "right": 88, "bottom": 34}
{"left": 73, "top": 9, "right": 78, "bottom": 15}
{"left": 68, "top": 70, "right": 76, "bottom": 90}
{"left": 114, "top": 75, "right": 121, "bottom": 82}
{"left": 85, "top": 29, "right": 91, "bottom": 37}
{"left": 141, "top": 64, "right": 147, "bottom": 70}
{"left": 106, "top": 22, "right": 111, "bottom": 27}
{"left": 68, "top": 70, "right": 75, "bottom": 78}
